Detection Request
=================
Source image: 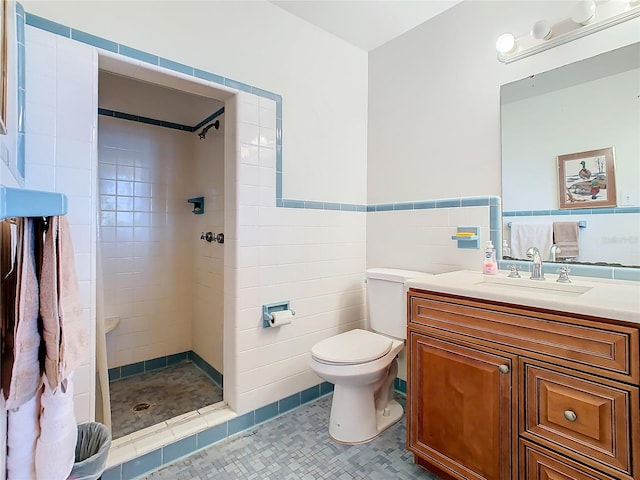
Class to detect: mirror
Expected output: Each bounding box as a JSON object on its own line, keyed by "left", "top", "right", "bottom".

{"left": 500, "top": 42, "right": 640, "bottom": 268}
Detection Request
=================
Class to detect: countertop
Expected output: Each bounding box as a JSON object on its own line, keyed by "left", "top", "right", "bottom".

{"left": 406, "top": 270, "right": 640, "bottom": 324}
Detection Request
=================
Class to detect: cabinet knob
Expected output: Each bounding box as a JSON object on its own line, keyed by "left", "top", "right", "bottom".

{"left": 498, "top": 365, "right": 510, "bottom": 374}
{"left": 563, "top": 410, "right": 577, "bottom": 422}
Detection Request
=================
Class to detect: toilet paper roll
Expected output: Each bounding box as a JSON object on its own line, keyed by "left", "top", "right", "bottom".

{"left": 270, "top": 310, "right": 293, "bottom": 327}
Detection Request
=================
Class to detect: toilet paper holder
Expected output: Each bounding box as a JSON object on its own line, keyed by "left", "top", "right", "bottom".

{"left": 262, "top": 301, "right": 296, "bottom": 328}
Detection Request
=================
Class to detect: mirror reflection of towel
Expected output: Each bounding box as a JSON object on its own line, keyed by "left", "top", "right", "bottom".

{"left": 510, "top": 223, "right": 553, "bottom": 260}
{"left": 553, "top": 222, "right": 579, "bottom": 259}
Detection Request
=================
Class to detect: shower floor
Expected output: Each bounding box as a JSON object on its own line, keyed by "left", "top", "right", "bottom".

{"left": 110, "top": 362, "right": 223, "bottom": 440}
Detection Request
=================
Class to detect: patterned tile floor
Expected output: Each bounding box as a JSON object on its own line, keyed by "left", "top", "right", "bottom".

{"left": 143, "top": 395, "right": 441, "bottom": 479}
{"left": 110, "top": 362, "right": 223, "bottom": 439}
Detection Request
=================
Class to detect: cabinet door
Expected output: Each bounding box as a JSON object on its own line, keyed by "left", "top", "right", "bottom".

{"left": 520, "top": 440, "right": 619, "bottom": 480}
{"left": 408, "top": 332, "right": 517, "bottom": 480}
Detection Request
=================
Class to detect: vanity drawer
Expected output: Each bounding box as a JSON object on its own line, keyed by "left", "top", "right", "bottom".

{"left": 520, "top": 360, "right": 639, "bottom": 477}
{"left": 409, "top": 293, "right": 639, "bottom": 382}
{"left": 520, "top": 440, "right": 622, "bottom": 480}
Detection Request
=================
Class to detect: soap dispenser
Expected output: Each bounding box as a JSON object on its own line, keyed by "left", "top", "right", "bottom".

{"left": 483, "top": 240, "right": 498, "bottom": 275}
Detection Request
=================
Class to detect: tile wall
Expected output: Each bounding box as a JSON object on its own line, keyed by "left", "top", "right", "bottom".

{"left": 191, "top": 122, "right": 225, "bottom": 372}
{"left": 24, "top": 26, "right": 97, "bottom": 423}
{"left": 98, "top": 116, "right": 194, "bottom": 367}
{"left": 230, "top": 91, "right": 367, "bottom": 414}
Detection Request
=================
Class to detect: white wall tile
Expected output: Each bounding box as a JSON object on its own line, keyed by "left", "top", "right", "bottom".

{"left": 29, "top": 24, "right": 371, "bottom": 424}
{"left": 237, "top": 123, "right": 259, "bottom": 146}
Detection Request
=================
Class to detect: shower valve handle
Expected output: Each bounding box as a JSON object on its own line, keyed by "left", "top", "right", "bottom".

{"left": 201, "top": 232, "right": 214, "bottom": 242}
{"left": 201, "top": 232, "right": 224, "bottom": 244}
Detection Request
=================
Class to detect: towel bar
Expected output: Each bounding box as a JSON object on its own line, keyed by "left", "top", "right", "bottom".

{"left": 507, "top": 220, "right": 586, "bottom": 229}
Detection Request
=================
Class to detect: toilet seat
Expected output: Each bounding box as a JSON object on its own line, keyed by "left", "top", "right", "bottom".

{"left": 311, "top": 329, "right": 393, "bottom": 365}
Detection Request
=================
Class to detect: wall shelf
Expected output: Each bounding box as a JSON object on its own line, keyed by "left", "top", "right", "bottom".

{"left": 0, "top": 185, "right": 68, "bottom": 221}
{"left": 187, "top": 196, "right": 204, "bottom": 214}
{"left": 451, "top": 226, "right": 480, "bottom": 249}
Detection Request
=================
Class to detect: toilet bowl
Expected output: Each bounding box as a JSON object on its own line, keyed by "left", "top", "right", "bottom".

{"left": 310, "top": 329, "right": 404, "bottom": 444}
{"left": 309, "top": 268, "right": 430, "bottom": 444}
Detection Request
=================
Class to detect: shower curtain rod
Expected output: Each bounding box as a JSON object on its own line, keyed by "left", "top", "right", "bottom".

{"left": 0, "top": 185, "right": 68, "bottom": 221}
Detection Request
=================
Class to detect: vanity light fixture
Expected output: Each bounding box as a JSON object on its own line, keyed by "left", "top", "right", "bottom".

{"left": 531, "top": 20, "right": 553, "bottom": 40}
{"left": 496, "top": 0, "right": 640, "bottom": 63}
{"left": 572, "top": 0, "right": 597, "bottom": 25}
{"left": 495, "top": 32, "right": 517, "bottom": 54}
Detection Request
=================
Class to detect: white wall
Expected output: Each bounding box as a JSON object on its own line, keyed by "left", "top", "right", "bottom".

{"left": 24, "top": 26, "right": 97, "bottom": 423}
{"left": 23, "top": 0, "right": 368, "bottom": 205}
{"left": 191, "top": 116, "right": 225, "bottom": 372}
{"left": 367, "top": 2, "right": 639, "bottom": 273}
{"left": 368, "top": 1, "right": 639, "bottom": 204}
{"left": 98, "top": 116, "right": 194, "bottom": 367}
{"left": 23, "top": 1, "right": 369, "bottom": 419}
{"left": 230, "top": 91, "right": 367, "bottom": 413}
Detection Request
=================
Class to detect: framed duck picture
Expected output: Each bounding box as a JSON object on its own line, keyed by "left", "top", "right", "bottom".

{"left": 557, "top": 147, "right": 616, "bottom": 209}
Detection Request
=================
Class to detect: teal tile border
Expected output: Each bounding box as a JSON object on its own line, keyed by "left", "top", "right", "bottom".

{"left": 25, "top": 12, "right": 634, "bottom": 285}
{"left": 25, "top": 12, "right": 504, "bottom": 222}
{"left": 109, "top": 350, "right": 223, "bottom": 388}
{"left": 504, "top": 207, "right": 640, "bottom": 216}
{"left": 24, "top": 11, "right": 285, "bottom": 195}
{"left": 394, "top": 378, "right": 407, "bottom": 394}
{"left": 497, "top": 258, "right": 637, "bottom": 281}
{"left": 501, "top": 207, "right": 639, "bottom": 280}
{"left": 103, "top": 378, "right": 409, "bottom": 479}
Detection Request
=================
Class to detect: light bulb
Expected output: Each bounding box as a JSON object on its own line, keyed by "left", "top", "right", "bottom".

{"left": 496, "top": 33, "right": 517, "bottom": 54}
{"left": 531, "top": 20, "right": 553, "bottom": 40}
{"left": 572, "top": 0, "right": 596, "bottom": 25}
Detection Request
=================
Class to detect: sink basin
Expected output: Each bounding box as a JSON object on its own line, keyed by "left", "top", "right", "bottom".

{"left": 474, "top": 276, "right": 593, "bottom": 297}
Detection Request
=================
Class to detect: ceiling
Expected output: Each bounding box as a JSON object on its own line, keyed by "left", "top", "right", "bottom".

{"left": 270, "top": 0, "right": 463, "bottom": 52}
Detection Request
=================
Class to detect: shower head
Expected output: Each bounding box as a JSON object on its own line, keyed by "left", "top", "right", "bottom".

{"left": 198, "top": 120, "right": 220, "bottom": 140}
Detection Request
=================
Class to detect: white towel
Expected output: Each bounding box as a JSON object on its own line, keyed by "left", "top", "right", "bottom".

{"left": 7, "top": 391, "right": 41, "bottom": 480}
{"left": 510, "top": 223, "right": 553, "bottom": 261}
{"left": 35, "top": 375, "right": 77, "bottom": 480}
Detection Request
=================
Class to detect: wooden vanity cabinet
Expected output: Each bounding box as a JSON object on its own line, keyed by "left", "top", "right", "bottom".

{"left": 408, "top": 332, "right": 517, "bottom": 480}
{"left": 406, "top": 290, "right": 640, "bottom": 480}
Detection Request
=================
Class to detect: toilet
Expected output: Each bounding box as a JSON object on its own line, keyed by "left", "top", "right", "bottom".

{"left": 309, "top": 268, "right": 431, "bottom": 444}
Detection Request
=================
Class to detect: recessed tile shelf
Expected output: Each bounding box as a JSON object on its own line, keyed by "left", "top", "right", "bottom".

{"left": 451, "top": 226, "right": 480, "bottom": 249}
{"left": 187, "top": 197, "right": 204, "bottom": 215}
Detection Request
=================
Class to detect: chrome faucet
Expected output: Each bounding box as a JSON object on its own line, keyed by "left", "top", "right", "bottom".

{"left": 550, "top": 244, "right": 562, "bottom": 262}
{"left": 526, "top": 246, "right": 545, "bottom": 280}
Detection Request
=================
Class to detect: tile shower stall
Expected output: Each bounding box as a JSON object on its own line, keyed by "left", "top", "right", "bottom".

{"left": 97, "top": 71, "right": 226, "bottom": 436}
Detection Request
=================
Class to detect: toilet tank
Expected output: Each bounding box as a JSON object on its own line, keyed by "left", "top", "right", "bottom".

{"left": 366, "top": 268, "right": 431, "bottom": 340}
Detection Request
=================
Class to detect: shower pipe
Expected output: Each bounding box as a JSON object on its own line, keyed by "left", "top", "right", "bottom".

{"left": 198, "top": 120, "right": 220, "bottom": 139}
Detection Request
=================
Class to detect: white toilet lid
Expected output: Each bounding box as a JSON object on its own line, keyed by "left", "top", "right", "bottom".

{"left": 311, "top": 329, "right": 393, "bottom": 364}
